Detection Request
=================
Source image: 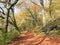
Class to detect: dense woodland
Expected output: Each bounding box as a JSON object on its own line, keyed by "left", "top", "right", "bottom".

{"left": 0, "top": 0, "right": 60, "bottom": 45}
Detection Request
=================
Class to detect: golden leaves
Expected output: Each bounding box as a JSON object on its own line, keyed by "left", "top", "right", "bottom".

{"left": 30, "top": 5, "right": 41, "bottom": 11}
{"left": 16, "top": 10, "right": 29, "bottom": 18}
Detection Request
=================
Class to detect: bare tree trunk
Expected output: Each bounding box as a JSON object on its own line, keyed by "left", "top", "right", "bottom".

{"left": 11, "top": 7, "right": 20, "bottom": 34}
{"left": 42, "top": 9, "right": 46, "bottom": 27}
{"left": 5, "top": 9, "right": 9, "bottom": 33}
{"left": 40, "top": 0, "right": 46, "bottom": 27}
{"left": 49, "top": 0, "right": 54, "bottom": 21}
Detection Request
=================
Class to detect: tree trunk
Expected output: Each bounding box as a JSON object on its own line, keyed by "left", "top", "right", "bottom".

{"left": 42, "top": 9, "right": 46, "bottom": 27}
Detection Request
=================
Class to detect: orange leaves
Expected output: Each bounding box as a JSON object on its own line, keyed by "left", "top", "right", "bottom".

{"left": 56, "top": 0, "right": 60, "bottom": 7}
{"left": 30, "top": 5, "right": 41, "bottom": 11}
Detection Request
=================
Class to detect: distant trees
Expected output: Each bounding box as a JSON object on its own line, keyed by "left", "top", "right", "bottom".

{"left": 15, "top": 0, "right": 60, "bottom": 32}
{"left": 0, "top": 0, "right": 60, "bottom": 45}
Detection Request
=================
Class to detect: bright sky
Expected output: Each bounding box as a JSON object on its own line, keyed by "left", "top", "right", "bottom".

{"left": 14, "top": 0, "right": 49, "bottom": 14}
{"left": 0, "top": 0, "right": 49, "bottom": 14}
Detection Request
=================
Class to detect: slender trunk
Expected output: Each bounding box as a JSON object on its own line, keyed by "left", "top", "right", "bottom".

{"left": 5, "top": 9, "right": 9, "bottom": 33}
{"left": 40, "top": 0, "right": 46, "bottom": 27}
{"left": 11, "top": 7, "right": 20, "bottom": 34}
{"left": 3, "top": 9, "right": 9, "bottom": 45}
{"left": 42, "top": 9, "right": 46, "bottom": 27}
{"left": 49, "top": 0, "right": 54, "bottom": 21}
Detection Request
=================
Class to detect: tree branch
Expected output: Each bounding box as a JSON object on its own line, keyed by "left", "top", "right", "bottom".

{"left": 9, "top": 0, "right": 19, "bottom": 9}
{"left": 5, "top": 0, "right": 19, "bottom": 32}
{"left": 49, "top": 0, "right": 52, "bottom": 19}
{"left": 0, "top": 7, "right": 5, "bottom": 15}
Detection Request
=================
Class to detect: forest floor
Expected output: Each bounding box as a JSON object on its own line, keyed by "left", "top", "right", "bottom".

{"left": 8, "top": 32, "right": 60, "bottom": 45}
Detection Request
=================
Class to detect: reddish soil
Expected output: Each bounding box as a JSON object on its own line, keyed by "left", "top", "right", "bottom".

{"left": 8, "top": 32, "right": 60, "bottom": 45}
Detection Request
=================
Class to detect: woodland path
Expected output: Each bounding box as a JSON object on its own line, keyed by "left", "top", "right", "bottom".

{"left": 8, "top": 32, "right": 60, "bottom": 45}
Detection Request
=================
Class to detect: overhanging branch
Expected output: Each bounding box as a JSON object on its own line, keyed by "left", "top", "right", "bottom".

{"left": 5, "top": 0, "right": 19, "bottom": 32}
{"left": 9, "top": 0, "right": 19, "bottom": 9}
{"left": 0, "top": 7, "right": 5, "bottom": 15}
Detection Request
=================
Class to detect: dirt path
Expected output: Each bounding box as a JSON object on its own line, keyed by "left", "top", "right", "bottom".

{"left": 8, "top": 32, "right": 60, "bottom": 45}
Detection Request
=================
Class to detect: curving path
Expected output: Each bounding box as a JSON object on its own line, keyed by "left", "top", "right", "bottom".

{"left": 8, "top": 32, "right": 60, "bottom": 45}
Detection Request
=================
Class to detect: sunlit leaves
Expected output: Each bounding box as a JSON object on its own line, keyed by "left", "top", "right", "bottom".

{"left": 30, "top": 5, "right": 41, "bottom": 11}
{"left": 16, "top": 10, "right": 29, "bottom": 19}
{"left": 15, "top": 10, "right": 29, "bottom": 27}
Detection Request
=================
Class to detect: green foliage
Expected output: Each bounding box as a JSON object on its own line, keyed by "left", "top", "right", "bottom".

{"left": 47, "top": 29, "right": 60, "bottom": 39}
{"left": 5, "top": 30, "right": 19, "bottom": 43}
{"left": 0, "top": 0, "right": 60, "bottom": 45}
{"left": 50, "top": 29, "right": 60, "bottom": 37}
{"left": 0, "top": 29, "right": 20, "bottom": 45}
{"left": 0, "top": 30, "right": 4, "bottom": 44}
